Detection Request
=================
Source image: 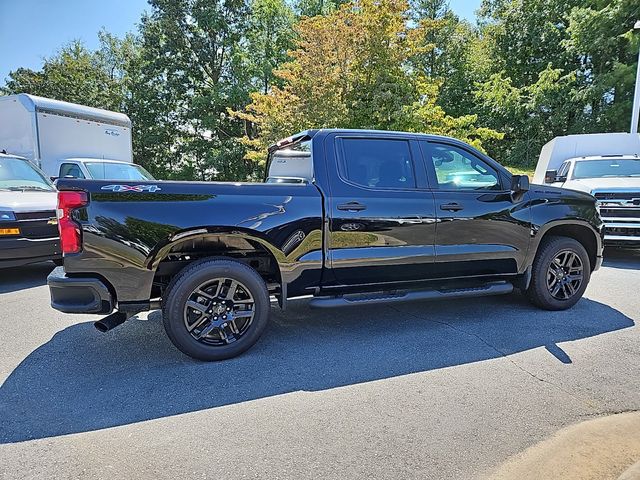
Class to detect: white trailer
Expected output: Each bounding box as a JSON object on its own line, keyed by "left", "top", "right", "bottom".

{"left": 0, "top": 94, "right": 152, "bottom": 180}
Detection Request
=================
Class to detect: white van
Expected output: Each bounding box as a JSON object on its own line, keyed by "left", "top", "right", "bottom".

{"left": 0, "top": 94, "right": 153, "bottom": 181}
{"left": 0, "top": 152, "right": 60, "bottom": 267}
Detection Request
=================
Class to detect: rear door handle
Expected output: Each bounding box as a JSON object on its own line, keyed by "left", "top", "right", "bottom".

{"left": 337, "top": 201, "right": 367, "bottom": 212}
{"left": 439, "top": 202, "right": 464, "bottom": 212}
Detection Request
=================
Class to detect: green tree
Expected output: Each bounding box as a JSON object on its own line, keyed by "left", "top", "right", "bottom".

{"left": 473, "top": 0, "right": 584, "bottom": 166}
{"left": 473, "top": 0, "right": 640, "bottom": 167}
{"left": 477, "top": 0, "right": 581, "bottom": 87}
{"left": 564, "top": 0, "right": 640, "bottom": 132}
{"left": 1, "top": 33, "right": 134, "bottom": 112}
{"left": 243, "top": 0, "right": 296, "bottom": 94}
{"left": 236, "top": 0, "right": 501, "bottom": 163}
{"left": 295, "top": 0, "right": 350, "bottom": 17}
{"left": 410, "top": 1, "right": 486, "bottom": 118}
{"left": 128, "top": 0, "right": 255, "bottom": 181}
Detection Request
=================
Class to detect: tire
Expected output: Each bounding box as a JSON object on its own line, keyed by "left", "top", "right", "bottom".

{"left": 162, "top": 258, "right": 270, "bottom": 361}
{"left": 526, "top": 236, "right": 591, "bottom": 311}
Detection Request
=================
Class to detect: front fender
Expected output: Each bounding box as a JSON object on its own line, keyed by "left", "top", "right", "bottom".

{"left": 524, "top": 219, "right": 603, "bottom": 271}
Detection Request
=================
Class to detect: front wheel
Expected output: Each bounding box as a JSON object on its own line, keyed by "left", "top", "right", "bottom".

{"left": 162, "top": 259, "right": 271, "bottom": 361}
{"left": 526, "top": 236, "right": 591, "bottom": 311}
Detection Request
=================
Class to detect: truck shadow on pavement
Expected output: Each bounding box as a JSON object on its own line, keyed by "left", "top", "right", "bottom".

{"left": 0, "top": 294, "right": 634, "bottom": 444}
{"left": 0, "top": 262, "right": 54, "bottom": 294}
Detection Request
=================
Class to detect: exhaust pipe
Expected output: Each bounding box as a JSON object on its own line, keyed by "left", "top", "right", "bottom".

{"left": 94, "top": 312, "right": 128, "bottom": 333}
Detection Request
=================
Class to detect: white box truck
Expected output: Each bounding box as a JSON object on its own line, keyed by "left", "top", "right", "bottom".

{"left": 0, "top": 94, "right": 153, "bottom": 181}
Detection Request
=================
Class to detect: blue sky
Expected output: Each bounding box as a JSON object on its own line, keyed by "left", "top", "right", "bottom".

{"left": 0, "top": 0, "right": 482, "bottom": 84}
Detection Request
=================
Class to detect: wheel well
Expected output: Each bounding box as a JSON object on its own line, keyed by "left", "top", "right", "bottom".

{"left": 540, "top": 224, "right": 598, "bottom": 270}
{"left": 151, "top": 234, "right": 282, "bottom": 300}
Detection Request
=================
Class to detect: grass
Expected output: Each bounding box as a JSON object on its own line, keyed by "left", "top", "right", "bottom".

{"left": 505, "top": 166, "right": 535, "bottom": 179}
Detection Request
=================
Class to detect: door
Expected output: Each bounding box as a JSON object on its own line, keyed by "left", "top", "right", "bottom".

{"left": 326, "top": 134, "right": 437, "bottom": 286}
{"left": 421, "top": 141, "right": 531, "bottom": 277}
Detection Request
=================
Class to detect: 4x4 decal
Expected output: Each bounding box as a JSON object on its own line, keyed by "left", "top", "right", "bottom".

{"left": 101, "top": 184, "right": 162, "bottom": 193}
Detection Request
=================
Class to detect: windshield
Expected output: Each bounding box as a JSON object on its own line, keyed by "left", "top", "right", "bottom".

{"left": 0, "top": 157, "right": 54, "bottom": 192}
{"left": 84, "top": 162, "right": 155, "bottom": 181}
{"left": 572, "top": 159, "right": 640, "bottom": 179}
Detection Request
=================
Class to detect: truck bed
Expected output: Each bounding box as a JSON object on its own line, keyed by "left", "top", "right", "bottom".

{"left": 57, "top": 179, "right": 324, "bottom": 303}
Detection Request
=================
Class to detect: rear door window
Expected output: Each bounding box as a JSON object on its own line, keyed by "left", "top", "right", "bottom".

{"left": 337, "top": 138, "right": 416, "bottom": 190}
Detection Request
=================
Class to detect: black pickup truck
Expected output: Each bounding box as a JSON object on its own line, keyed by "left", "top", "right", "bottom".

{"left": 48, "top": 129, "right": 603, "bottom": 360}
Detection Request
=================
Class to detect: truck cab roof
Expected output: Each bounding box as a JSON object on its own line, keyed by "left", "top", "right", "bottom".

{"left": 270, "top": 129, "right": 485, "bottom": 156}
{"left": 280, "top": 128, "right": 467, "bottom": 141}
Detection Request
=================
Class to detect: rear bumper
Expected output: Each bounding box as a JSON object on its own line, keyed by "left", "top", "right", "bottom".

{"left": 47, "top": 266, "right": 114, "bottom": 314}
{"left": 0, "top": 236, "right": 60, "bottom": 268}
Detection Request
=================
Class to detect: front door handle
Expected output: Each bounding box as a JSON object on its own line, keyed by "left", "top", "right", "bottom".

{"left": 439, "top": 202, "right": 464, "bottom": 212}
{"left": 337, "top": 201, "right": 367, "bottom": 212}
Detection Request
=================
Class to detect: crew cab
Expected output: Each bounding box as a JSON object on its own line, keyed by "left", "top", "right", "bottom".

{"left": 544, "top": 155, "right": 640, "bottom": 245}
{"left": 48, "top": 129, "right": 603, "bottom": 360}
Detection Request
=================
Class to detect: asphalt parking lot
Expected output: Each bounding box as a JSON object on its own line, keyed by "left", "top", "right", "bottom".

{"left": 0, "top": 250, "right": 639, "bottom": 480}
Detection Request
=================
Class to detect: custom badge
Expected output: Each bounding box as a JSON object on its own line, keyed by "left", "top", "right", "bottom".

{"left": 101, "top": 185, "right": 162, "bottom": 193}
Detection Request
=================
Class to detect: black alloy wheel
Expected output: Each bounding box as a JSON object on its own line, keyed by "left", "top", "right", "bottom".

{"left": 183, "top": 277, "right": 256, "bottom": 346}
{"left": 545, "top": 250, "right": 584, "bottom": 300}
{"left": 526, "top": 236, "right": 591, "bottom": 311}
{"left": 163, "top": 259, "right": 270, "bottom": 361}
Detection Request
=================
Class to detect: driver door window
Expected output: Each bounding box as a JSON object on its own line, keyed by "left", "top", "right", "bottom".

{"left": 427, "top": 144, "right": 500, "bottom": 191}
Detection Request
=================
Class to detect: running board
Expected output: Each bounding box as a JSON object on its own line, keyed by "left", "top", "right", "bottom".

{"left": 308, "top": 281, "right": 513, "bottom": 309}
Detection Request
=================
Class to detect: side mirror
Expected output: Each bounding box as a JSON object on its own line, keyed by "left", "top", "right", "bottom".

{"left": 544, "top": 169, "right": 558, "bottom": 183}
{"left": 511, "top": 174, "right": 530, "bottom": 194}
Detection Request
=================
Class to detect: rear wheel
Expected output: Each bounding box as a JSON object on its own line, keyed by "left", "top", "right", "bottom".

{"left": 162, "top": 259, "right": 270, "bottom": 361}
{"left": 526, "top": 236, "right": 590, "bottom": 311}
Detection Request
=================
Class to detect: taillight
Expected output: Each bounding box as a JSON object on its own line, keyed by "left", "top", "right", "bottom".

{"left": 57, "top": 191, "right": 88, "bottom": 255}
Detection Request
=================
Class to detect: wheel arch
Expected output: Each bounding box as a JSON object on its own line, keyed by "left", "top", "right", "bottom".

{"left": 148, "top": 227, "right": 285, "bottom": 300}
{"left": 530, "top": 221, "right": 601, "bottom": 271}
